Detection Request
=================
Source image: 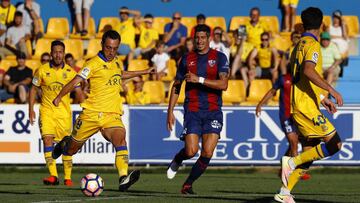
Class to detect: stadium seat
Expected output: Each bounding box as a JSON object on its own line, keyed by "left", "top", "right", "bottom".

{"left": 229, "top": 16, "right": 250, "bottom": 31}
{"left": 271, "top": 35, "right": 292, "bottom": 52}
{"left": 153, "top": 17, "right": 172, "bottom": 35}
{"left": 33, "top": 38, "right": 52, "bottom": 59}
{"left": 70, "top": 17, "right": 96, "bottom": 39}
{"left": 342, "top": 16, "right": 359, "bottom": 37}
{"left": 260, "top": 16, "right": 280, "bottom": 34}
{"left": 44, "top": 17, "right": 70, "bottom": 39}
{"left": 128, "top": 59, "right": 149, "bottom": 71}
{"left": 206, "top": 17, "right": 227, "bottom": 31}
{"left": 222, "top": 80, "right": 246, "bottom": 104}
{"left": 241, "top": 79, "right": 272, "bottom": 106}
{"left": 0, "top": 59, "right": 17, "bottom": 71}
{"left": 181, "top": 17, "right": 197, "bottom": 36}
{"left": 96, "top": 17, "right": 120, "bottom": 38}
{"left": 143, "top": 81, "right": 165, "bottom": 104}
{"left": 63, "top": 39, "right": 84, "bottom": 60}
{"left": 166, "top": 81, "right": 186, "bottom": 104}
{"left": 38, "top": 18, "right": 44, "bottom": 34}
{"left": 85, "top": 38, "right": 102, "bottom": 59}
{"left": 161, "top": 59, "right": 177, "bottom": 81}
{"left": 5, "top": 40, "right": 33, "bottom": 60}
{"left": 25, "top": 60, "right": 41, "bottom": 71}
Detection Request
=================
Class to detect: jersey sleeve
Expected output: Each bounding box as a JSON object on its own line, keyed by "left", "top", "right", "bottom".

{"left": 78, "top": 61, "right": 93, "bottom": 80}
{"left": 272, "top": 77, "right": 282, "bottom": 90}
{"left": 32, "top": 68, "right": 41, "bottom": 87}
{"left": 217, "top": 52, "right": 230, "bottom": 74}
{"left": 304, "top": 43, "right": 320, "bottom": 65}
{"left": 175, "top": 56, "right": 187, "bottom": 81}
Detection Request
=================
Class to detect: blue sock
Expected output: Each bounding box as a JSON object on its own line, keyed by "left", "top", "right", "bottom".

{"left": 184, "top": 156, "right": 210, "bottom": 185}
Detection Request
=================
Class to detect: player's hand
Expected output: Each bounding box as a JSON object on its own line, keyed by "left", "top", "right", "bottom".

{"left": 52, "top": 97, "right": 61, "bottom": 107}
{"left": 255, "top": 105, "right": 262, "bottom": 117}
{"left": 185, "top": 71, "right": 199, "bottom": 83}
{"left": 172, "top": 21, "right": 180, "bottom": 30}
{"left": 29, "top": 109, "right": 36, "bottom": 125}
{"left": 167, "top": 111, "right": 175, "bottom": 131}
{"left": 321, "top": 97, "right": 337, "bottom": 114}
{"left": 146, "top": 67, "right": 156, "bottom": 74}
{"left": 329, "top": 89, "right": 343, "bottom": 106}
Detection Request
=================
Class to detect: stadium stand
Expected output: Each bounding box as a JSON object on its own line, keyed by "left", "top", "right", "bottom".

{"left": 166, "top": 81, "right": 186, "bottom": 104}
{"left": 181, "top": 17, "right": 197, "bottom": 36}
{"left": 222, "top": 80, "right": 246, "bottom": 105}
{"left": 84, "top": 38, "right": 102, "bottom": 59}
{"left": 241, "top": 79, "right": 273, "bottom": 106}
{"left": 44, "top": 17, "right": 70, "bottom": 39}
{"left": 33, "top": 38, "right": 53, "bottom": 59}
{"left": 70, "top": 17, "right": 96, "bottom": 39}
{"left": 152, "top": 17, "right": 172, "bottom": 35}
{"left": 63, "top": 39, "right": 84, "bottom": 60}
{"left": 161, "top": 59, "right": 177, "bottom": 82}
{"left": 143, "top": 81, "right": 165, "bottom": 104}
{"left": 96, "top": 17, "right": 120, "bottom": 38}
{"left": 342, "top": 16, "right": 359, "bottom": 37}
{"left": 205, "top": 16, "right": 227, "bottom": 31}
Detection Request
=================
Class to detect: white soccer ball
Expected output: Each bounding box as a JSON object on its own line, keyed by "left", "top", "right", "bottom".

{"left": 80, "top": 173, "right": 104, "bottom": 197}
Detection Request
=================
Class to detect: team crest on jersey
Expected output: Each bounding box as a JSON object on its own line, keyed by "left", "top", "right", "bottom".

{"left": 32, "top": 76, "right": 39, "bottom": 85}
{"left": 312, "top": 52, "right": 319, "bottom": 63}
{"left": 208, "top": 60, "right": 216, "bottom": 67}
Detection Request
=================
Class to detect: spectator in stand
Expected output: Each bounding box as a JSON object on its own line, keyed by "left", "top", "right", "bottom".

{"left": 281, "top": 0, "right": 299, "bottom": 32}
{"left": 163, "top": 12, "right": 187, "bottom": 61}
{"left": 17, "top": 0, "right": 42, "bottom": 39}
{"left": 73, "top": 0, "right": 94, "bottom": 36}
{"left": 123, "top": 76, "right": 150, "bottom": 105}
{"left": 210, "top": 26, "right": 231, "bottom": 61}
{"left": 0, "top": 52, "right": 32, "bottom": 103}
{"left": 151, "top": 40, "right": 170, "bottom": 81}
{"left": 320, "top": 32, "right": 342, "bottom": 87}
{"left": 65, "top": 53, "right": 81, "bottom": 72}
{"left": 230, "top": 26, "right": 255, "bottom": 87}
{"left": 3, "top": 11, "right": 31, "bottom": 58}
{"left": 185, "top": 37, "right": 194, "bottom": 53}
{"left": 0, "top": 22, "right": 12, "bottom": 59}
{"left": 248, "top": 32, "right": 279, "bottom": 83}
{"left": 246, "top": 7, "right": 270, "bottom": 47}
{"left": 128, "top": 14, "right": 158, "bottom": 63}
{"left": 190, "top": 14, "right": 212, "bottom": 38}
{"left": 0, "top": 57, "right": 4, "bottom": 88}
{"left": 328, "top": 10, "right": 349, "bottom": 77}
{"left": 279, "top": 30, "right": 301, "bottom": 74}
{"left": 40, "top": 52, "right": 50, "bottom": 64}
{"left": 0, "top": 0, "right": 16, "bottom": 26}
{"left": 116, "top": 6, "right": 141, "bottom": 57}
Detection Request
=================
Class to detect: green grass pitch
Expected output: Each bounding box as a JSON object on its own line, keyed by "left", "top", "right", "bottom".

{"left": 0, "top": 167, "right": 359, "bottom": 203}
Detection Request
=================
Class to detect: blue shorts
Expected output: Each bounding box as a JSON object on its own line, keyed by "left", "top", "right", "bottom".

{"left": 180, "top": 110, "right": 223, "bottom": 140}
{"left": 281, "top": 117, "right": 297, "bottom": 134}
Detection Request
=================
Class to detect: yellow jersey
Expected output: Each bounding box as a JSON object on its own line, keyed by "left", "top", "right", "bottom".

{"left": 257, "top": 46, "right": 272, "bottom": 68}
{"left": 138, "top": 26, "right": 159, "bottom": 49}
{"left": 290, "top": 33, "right": 324, "bottom": 114}
{"left": 0, "top": 4, "right": 16, "bottom": 25}
{"left": 246, "top": 21, "right": 269, "bottom": 46}
{"left": 241, "top": 42, "right": 254, "bottom": 62}
{"left": 78, "top": 52, "right": 124, "bottom": 114}
{"left": 116, "top": 19, "right": 136, "bottom": 49}
{"left": 32, "top": 62, "right": 77, "bottom": 117}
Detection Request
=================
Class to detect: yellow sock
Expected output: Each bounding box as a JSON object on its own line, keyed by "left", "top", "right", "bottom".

{"left": 62, "top": 155, "right": 73, "bottom": 180}
{"left": 287, "top": 168, "right": 306, "bottom": 191}
{"left": 115, "top": 146, "right": 129, "bottom": 177}
{"left": 44, "top": 151, "right": 58, "bottom": 177}
{"left": 293, "top": 144, "right": 324, "bottom": 166}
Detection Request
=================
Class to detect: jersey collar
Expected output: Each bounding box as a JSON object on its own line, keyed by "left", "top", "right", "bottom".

{"left": 98, "top": 51, "right": 108, "bottom": 62}
{"left": 49, "top": 61, "right": 65, "bottom": 69}
{"left": 302, "top": 32, "right": 318, "bottom": 41}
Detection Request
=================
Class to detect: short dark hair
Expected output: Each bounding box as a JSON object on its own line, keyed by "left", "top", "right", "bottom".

{"left": 261, "top": 32, "right": 270, "bottom": 38}
{"left": 250, "top": 7, "right": 260, "bottom": 15}
{"left": 301, "top": 7, "right": 323, "bottom": 30}
{"left": 14, "top": 11, "right": 23, "bottom": 17}
{"left": 16, "top": 52, "right": 26, "bottom": 59}
{"left": 51, "top": 40, "right": 65, "bottom": 51}
{"left": 194, "top": 24, "right": 211, "bottom": 37}
{"left": 41, "top": 52, "right": 50, "bottom": 58}
{"left": 155, "top": 40, "right": 165, "bottom": 48}
{"left": 144, "top": 14, "right": 153, "bottom": 19}
{"left": 196, "top": 14, "right": 206, "bottom": 20}
{"left": 102, "top": 30, "right": 121, "bottom": 44}
{"left": 65, "top": 53, "right": 74, "bottom": 60}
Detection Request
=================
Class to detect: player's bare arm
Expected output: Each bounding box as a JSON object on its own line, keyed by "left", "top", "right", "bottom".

{"left": 28, "top": 85, "right": 40, "bottom": 125}
{"left": 53, "top": 75, "right": 83, "bottom": 106}
{"left": 122, "top": 67, "right": 155, "bottom": 80}
{"left": 167, "top": 80, "right": 182, "bottom": 131}
{"left": 256, "top": 88, "right": 277, "bottom": 117}
{"left": 185, "top": 71, "right": 229, "bottom": 90}
{"left": 303, "top": 61, "right": 343, "bottom": 106}
{"left": 321, "top": 97, "right": 337, "bottom": 114}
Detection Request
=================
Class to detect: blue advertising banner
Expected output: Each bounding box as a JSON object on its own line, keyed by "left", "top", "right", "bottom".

{"left": 129, "top": 106, "right": 360, "bottom": 165}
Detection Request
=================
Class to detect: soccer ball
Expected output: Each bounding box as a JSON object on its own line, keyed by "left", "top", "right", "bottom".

{"left": 80, "top": 173, "right": 104, "bottom": 197}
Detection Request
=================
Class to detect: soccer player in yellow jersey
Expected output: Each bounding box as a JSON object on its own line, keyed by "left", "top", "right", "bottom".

{"left": 51, "top": 30, "right": 154, "bottom": 192}
{"left": 29, "top": 40, "right": 84, "bottom": 186}
{"left": 274, "top": 7, "right": 343, "bottom": 203}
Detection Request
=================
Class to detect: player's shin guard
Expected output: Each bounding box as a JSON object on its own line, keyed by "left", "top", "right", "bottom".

{"left": 115, "top": 146, "right": 129, "bottom": 177}
{"left": 184, "top": 156, "right": 210, "bottom": 185}
{"left": 62, "top": 155, "right": 73, "bottom": 180}
{"left": 44, "top": 146, "right": 58, "bottom": 177}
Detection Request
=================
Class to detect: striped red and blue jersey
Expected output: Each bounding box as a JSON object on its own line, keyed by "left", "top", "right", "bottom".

{"left": 273, "top": 73, "right": 292, "bottom": 121}
{"left": 175, "top": 48, "right": 229, "bottom": 112}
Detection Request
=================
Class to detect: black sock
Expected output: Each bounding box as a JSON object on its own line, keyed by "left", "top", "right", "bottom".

{"left": 184, "top": 156, "right": 210, "bottom": 186}
{"left": 174, "top": 148, "right": 190, "bottom": 165}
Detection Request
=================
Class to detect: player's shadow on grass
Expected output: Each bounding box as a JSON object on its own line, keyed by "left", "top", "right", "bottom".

{"left": 0, "top": 182, "right": 28, "bottom": 186}
{"left": 0, "top": 190, "right": 33, "bottom": 195}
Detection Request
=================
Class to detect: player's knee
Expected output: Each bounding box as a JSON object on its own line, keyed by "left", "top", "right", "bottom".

{"left": 325, "top": 132, "right": 342, "bottom": 156}
{"left": 185, "top": 147, "right": 198, "bottom": 158}
{"left": 200, "top": 150, "right": 213, "bottom": 158}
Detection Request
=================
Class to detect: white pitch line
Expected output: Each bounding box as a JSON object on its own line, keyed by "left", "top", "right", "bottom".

{"left": 31, "top": 196, "right": 137, "bottom": 203}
